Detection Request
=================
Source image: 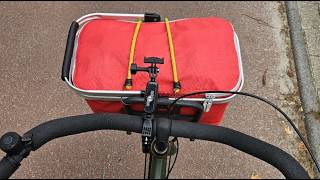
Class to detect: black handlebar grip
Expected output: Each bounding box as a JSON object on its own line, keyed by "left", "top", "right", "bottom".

{"left": 0, "top": 156, "right": 20, "bottom": 179}
{"left": 61, "top": 21, "right": 79, "bottom": 81}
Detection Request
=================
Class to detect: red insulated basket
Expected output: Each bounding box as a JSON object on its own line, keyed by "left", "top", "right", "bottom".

{"left": 63, "top": 13, "right": 244, "bottom": 125}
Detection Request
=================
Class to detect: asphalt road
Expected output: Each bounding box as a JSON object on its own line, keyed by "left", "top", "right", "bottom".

{"left": 0, "top": 1, "right": 309, "bottom": 179}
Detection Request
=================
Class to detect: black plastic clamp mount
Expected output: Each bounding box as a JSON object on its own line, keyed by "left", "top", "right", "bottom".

{"left": 136, "top": 57, "right": 163, "bottom": 154}
{"left": 141, "top": 114, "right": 154, "bottom": 153}
{"left": 142, "top": 114, "right": 153, "bottom": 137}
{"left": 144, "top": 57, "right": 164, "bottom": 65}
{"left": 144, "top": 13, "right": 161, "bottom": 22}
{"left": 130, "top": 57, "right": 164, "bottom": 74}
{"left": 130, "top": 63, "right": 148, "bottom": 75}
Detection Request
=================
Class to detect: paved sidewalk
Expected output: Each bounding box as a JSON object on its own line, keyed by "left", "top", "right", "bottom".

{"left": 297, "top": 1, "right": 320, "bottom": 102}
{"left": 286, "top": 1, "right": 320, "bottom": 177}
{"left": 0, "top": 1, "right": 314, "bottom": 178}
{"left": 296, "top": 1, "right": 320, "bottom": 177}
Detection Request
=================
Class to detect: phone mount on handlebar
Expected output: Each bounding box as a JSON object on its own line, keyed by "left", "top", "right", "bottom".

{"left": 125, "top": 57, "right": 203, "bottom": 123}
{"left": 130, "top": 57, "right": 168, "bottom": 154}
{"left": 131, "top": 57, "right": 163, "bottom": 116}
{"left": 130, "top": 57, "right": 163, "bottom": 80}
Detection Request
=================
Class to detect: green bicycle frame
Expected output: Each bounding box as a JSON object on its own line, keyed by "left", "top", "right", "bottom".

{"left": 147, "top": 141, "right": 177, "bottom": 179}
{"left": 149, "top": 155, "right": 167, "bottom": 179}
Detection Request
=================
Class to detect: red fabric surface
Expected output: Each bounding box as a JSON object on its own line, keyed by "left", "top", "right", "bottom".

{"left": 73, "top": 17, "right": 240, "bottom": 125}
{"left": 86, "top": 99, "right": 227, "bottom": 125}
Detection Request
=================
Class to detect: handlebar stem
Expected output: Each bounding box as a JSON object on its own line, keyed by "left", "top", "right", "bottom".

{"left": 154, "top": 118, "right": 171, "bottom": 155}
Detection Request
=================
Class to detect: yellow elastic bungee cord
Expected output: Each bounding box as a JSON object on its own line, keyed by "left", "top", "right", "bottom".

{"left": 125, "top": 18, "right": 181, "bottom": 94}
{"left": 124, "top": 20, "right": 142, "bottom": 90}
{"left": 165, "top": 17, "right": 181, "bottom": 94}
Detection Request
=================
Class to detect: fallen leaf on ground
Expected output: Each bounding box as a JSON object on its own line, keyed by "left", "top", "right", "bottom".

{"left": 298, "top": 142, "right": 307, "bottom": 152}
{"left": 251, "top": 173, "right": 262, "bottom": 179}
{"left": 284, "top": 127, "right": 293, "bottom": 135}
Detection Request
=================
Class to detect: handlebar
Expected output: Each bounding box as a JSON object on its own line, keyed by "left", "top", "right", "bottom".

{"left": 0, "top": 113, "right": 309, "bottom": 179}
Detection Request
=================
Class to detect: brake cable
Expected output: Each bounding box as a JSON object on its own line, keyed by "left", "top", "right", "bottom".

{"left": 165, "top": 90, "right": 320, "bottom": 178}
{"left": 144, "top": 153, "right": 147, "bottom": 179}
{"left": 166, "top": 137, "right": 179, "bottom": 179}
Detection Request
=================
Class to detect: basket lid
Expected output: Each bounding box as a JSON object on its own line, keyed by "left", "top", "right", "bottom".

{"left": 72, "top": 17, "right": 242, "bottom": 97}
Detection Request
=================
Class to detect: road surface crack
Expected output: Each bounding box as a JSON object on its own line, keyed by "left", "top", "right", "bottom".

{"left": 310, "top": 54, "right": 320, "bottom": 58}
{"left": 242, "top": 14, "right": 276, "bottom": 29}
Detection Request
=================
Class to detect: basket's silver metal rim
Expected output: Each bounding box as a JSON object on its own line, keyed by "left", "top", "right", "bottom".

{"left": 75, "top": 13, "right": 214, "bottom": 25}
{"left": 65, "top": 89, "right": 231, "bottom": 104}
{"left": 76, "top": 13, "right": 145, "bottom": 25}
{"left": 65, "top": 13, "right": 244, "bottom": 104}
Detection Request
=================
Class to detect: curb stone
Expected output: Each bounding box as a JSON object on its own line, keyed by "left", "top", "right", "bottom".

{"left": 285, "top": 1, "right": 320, "bottom": 178}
